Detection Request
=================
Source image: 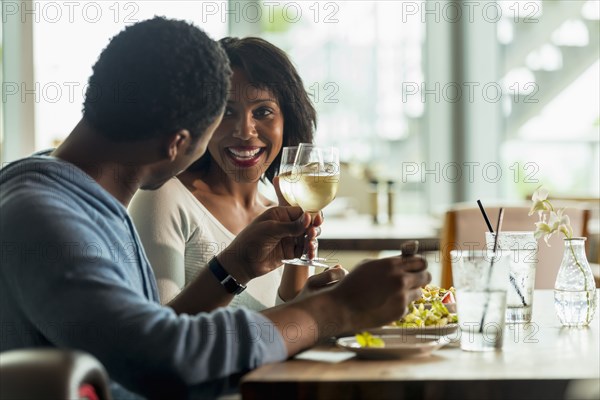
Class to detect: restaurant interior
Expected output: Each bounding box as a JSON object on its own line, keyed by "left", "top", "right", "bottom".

{"left": 1, "top": 1, "right": 599, "bottom": 399}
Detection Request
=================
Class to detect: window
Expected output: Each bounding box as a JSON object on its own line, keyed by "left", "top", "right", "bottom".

{"left": 499, "top": 0, "right": 600, "bottom": 198}
{"left": 5, "top": 1, "right": 597, "bottom": 210}
{"left": 245, "top": 1, "right": 428, "bottom": 212}
{"left": 31, "top": 1, "right": 227, "bottom": 149}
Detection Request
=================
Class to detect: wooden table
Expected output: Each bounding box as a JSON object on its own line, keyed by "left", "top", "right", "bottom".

{"left": 241, "top": 290, "right": 600, "bottom": 400}
{"left": 318, "top": 214, "right": 441, "bottom": 252}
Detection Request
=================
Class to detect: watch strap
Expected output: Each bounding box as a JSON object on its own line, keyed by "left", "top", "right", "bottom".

{"left": 208, "top": 257, "right": 246, "bottom": 295}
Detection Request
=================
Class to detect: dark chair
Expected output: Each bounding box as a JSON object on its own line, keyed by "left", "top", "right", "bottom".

{"left": 0, "top": 348, "right": 112, "bottom": 400}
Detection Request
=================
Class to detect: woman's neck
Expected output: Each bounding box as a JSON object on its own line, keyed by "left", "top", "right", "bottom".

{"left": 179, "top": 165, "right": 271, "bottom": 235}
{"left": 180, "top": 164, "right": 263, "bottom": 209}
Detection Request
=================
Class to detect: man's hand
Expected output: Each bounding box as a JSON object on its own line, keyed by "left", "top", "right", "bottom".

{"left": 330, "top": 253, "right": 430, "bottom": 331}
{"left": 170, "top": 208, "right": 312, "bottom": 315}
{"left": 273, "top": 175, "right": 323, "bottom": 233}
{"left": 217, "top": 206, "right": 315, "bottom": 283}
{"left": 330, "top": 241, "right": 429, "bottom": 330}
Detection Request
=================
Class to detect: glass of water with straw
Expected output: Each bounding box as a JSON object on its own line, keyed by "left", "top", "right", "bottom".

{"left": 452, "top": 208, "right": 510, "bottom": 351}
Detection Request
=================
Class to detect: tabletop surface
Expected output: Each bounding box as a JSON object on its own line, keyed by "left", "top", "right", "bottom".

{"left": 241, "top": 290, "right": 600, "bottom": 399}
{"left": 318, "top": 214, "right": 441, "bottom": 251}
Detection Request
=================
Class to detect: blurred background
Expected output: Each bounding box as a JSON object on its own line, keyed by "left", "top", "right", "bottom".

{"left": 2, "top": 0, "right": 599, "bottom": 280}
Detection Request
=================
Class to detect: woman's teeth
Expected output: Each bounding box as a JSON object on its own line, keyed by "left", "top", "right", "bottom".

{"left": 228, "top": 148, "right": 262, "bottom": 159}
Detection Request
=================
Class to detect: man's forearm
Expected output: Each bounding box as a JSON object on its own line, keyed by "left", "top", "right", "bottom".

{"left": 168, "top": 267, "right": 238, "bottom": 314}
{"left": 261, "top": 291, "right": 351, "bottom": 356}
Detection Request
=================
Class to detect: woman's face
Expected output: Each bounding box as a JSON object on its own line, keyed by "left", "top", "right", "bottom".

{"left": 207, "top": 68, "right": 284, "bottom": 182}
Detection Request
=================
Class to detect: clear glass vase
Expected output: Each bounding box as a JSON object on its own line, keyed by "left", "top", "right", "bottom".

{"left": 553, "top": 237, "right": 597, "bottom": 327}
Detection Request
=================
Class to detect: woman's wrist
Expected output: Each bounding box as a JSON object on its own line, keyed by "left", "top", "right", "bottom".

{"left": 276, "top": 289, "right": 288, "bottom": 304}
{"left": 279, "top": 264, "right": 310, "bottom": 301}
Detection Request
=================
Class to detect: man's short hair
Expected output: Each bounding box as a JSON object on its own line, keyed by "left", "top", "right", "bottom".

{"left": 83, "top": 17, "right": 231, "bottom": 141}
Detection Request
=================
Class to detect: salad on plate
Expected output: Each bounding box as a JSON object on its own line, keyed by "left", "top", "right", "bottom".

{"left": 394, "top": 285, "right": 457, "bottom": 328}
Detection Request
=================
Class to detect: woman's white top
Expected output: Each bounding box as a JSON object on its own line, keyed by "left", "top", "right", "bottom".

{"left": 129, "top": 177, "right": 284, "bottom": 310}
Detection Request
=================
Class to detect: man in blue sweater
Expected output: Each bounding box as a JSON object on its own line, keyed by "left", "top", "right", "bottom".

{"left": 0, "top": 17, "right": 430, "bottom": 399}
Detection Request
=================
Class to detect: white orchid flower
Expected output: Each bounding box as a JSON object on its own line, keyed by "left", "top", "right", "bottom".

{"left": 555, "top": 209, "right": 573, "bottom": 238}
{"left": 547, "top": 210, "right": 560, "bottom": 229}
{"left": 534, "top": 220, "right": 553, "bottom": 243}
{"left": 528, "top": 187, "right": 551, "bottom": 216}
{"left": 531, "top": 188, "right": 575, "bottom": 246}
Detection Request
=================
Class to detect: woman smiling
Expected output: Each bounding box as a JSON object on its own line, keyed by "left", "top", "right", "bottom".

{"left": 129, "top": 37, "right": 320, "bottom": 309}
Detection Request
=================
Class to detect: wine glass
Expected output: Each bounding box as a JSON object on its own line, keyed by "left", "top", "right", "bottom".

{"left": 284, "top": 143, "right": 340, "bottom": 268}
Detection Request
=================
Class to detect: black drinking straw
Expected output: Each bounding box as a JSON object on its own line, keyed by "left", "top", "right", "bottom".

{"left": 479, "top": 208, "right": 504, "bottom": 333}
{"left": 477, "top": 200, "right": 527, "bottom": 308}
{"left": 477, "top": 200, "right": 494, "bottom": 232}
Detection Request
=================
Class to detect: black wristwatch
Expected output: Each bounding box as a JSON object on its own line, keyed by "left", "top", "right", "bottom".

{"left": 208, "top": 257, "right": 247, "bottom": 295}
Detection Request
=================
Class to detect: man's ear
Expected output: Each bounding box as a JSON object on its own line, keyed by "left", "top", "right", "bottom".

{"left": 165, "top": 129, "right": 191, "bottom": 161}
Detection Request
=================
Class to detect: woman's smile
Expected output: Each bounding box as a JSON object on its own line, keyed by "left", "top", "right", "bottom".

{"left": 225, "top": 146, "right": 267, "bottom": 168}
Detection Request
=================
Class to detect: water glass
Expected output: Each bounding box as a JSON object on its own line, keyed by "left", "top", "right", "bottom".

{"left": 451, "top": 250, "right": 510, "bottom": 352}
{"left": 485, "top": 232, "right": 537, "bottom": 323}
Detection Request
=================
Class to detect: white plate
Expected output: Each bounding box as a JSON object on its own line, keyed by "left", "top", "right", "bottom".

{"left": 337, "top": 335, "right": 450, "bottom": 360}
{"left": 368, "top": 323, "right": 459, "bottom": 336}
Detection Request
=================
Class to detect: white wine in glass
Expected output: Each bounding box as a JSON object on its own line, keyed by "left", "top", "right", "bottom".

{"left": 286, "top": 144, "right": 340, "bottom": 268}
{"left": 293, "top": 163, "right": 339, "bottom": 212}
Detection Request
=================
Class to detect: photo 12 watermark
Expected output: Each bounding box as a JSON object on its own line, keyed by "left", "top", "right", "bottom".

{"left": 398, "top": 161, "right": 539, "bottom": 184}
{"left": 399, "top": 1, "right": 541, "bottom": 24}
{"left": 2, "top": 81, "right": 138, "bottom": 104}
{"left": 2, "top": 1, "right": 140, "bottom": 24}
{"left": 402, "top": 81, "right": 539, "bottom": 104}
{"left": 200, "top": 1, "right": 340, "bottom": 24}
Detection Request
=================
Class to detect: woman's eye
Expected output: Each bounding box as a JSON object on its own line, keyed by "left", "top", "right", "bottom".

{"left": 254, "top": 108, "right": 273, "bottom": 118}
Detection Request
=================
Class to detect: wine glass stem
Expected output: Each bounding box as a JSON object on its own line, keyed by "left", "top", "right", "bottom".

{"left": 300, "top": 212, "right": 319, "bottom": 261}
{"left": 300, "top": 234, "right": 319, "bottom": 262}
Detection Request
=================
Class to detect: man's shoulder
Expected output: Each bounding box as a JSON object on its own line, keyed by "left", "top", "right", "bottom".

{"left": 1, "top": 157, "right": 81, "bottom": 207}
{"left": 0, "top": 156, "right": 111, "bottom": 234}
{"left": 1, "top": 156, "right": 85, "bottom": 189}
